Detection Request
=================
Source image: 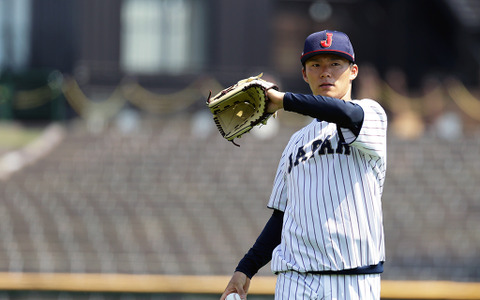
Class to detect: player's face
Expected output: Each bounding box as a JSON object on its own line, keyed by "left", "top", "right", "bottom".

{"left": 302, "top": 54, "right": 358, "bottom": 100}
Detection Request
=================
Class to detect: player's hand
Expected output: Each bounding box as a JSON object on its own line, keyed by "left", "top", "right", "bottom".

{"left": 267, "top": 89, "right": 285, "bottom": 114}
{"left": 220, "top": 271, "right": 250, "bottom": 300}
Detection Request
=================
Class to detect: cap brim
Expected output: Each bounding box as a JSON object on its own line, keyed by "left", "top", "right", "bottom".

{"left": 301, "top": 50, "right": 355, "bottom": 65}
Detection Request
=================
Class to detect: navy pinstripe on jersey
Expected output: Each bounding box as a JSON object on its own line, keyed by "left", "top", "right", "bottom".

{"left": 267, "top": 99, "right": 387, "bottom": 274}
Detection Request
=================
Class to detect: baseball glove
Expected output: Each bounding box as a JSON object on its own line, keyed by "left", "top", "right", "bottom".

{"left": 206, "top": 73, "right": 278, "bottom": 146}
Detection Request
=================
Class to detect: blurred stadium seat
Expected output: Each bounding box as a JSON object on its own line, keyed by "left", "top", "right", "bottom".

{"left": 0, "top": 111, "right": 478, "bottom": 299}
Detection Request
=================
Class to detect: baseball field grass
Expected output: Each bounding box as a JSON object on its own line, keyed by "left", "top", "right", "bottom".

{"left": 0, "top": 122, "right": 42, "bottom": 151}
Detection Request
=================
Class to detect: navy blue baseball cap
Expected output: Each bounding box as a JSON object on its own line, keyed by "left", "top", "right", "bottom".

{"left": 300, "top": 30, "right": 355, "bottom": 65}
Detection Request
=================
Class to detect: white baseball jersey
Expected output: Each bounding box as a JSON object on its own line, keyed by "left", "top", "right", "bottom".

{"left": 268, "top": 98, "right": 387, "bottom": 274}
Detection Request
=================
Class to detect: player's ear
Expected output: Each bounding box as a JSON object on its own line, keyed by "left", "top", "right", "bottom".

{"left": 302, "top": 67, "right": 309, "bottom": 83}
{"left": 350, "top": 64, "right": 358, "bottom": 81}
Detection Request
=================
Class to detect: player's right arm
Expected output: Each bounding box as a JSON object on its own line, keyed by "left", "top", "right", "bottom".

{"left": 235, "top": 209, "right": 284, "bottom": 278}
{"left": 221, "top": 209, "right": 284, "bottom": 300}
{"left": 220, "top": 271, "right": 250, "bottom": 300}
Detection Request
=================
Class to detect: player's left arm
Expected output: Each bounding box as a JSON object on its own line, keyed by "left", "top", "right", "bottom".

{"left": 269, "top": 91, "right": 364, "bottom": 137}
{"left": 267, "top": 90, "right": 387, "bottom": 157}
{"left": 347, "top": 99, "right": 388, "bottom": 157}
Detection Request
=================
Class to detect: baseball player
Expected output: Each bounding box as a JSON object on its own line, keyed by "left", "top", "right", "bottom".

{"left": 220, "top": 30, "right": 387, "bottom": 300}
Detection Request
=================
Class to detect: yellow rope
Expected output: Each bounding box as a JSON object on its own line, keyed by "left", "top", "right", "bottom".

{"left": 446, "top": 79, "right": 480, "bottom": 121}
{"left": 62, "top": 77, "right": 126, "bottom": 119}
{"left": 14, "top": 85, "right": 58, "bottom": 110}
{"left": 381, "top": 82, "right": 444, "bottom": 113}
{"left": 120, "top": 81, "right": 200, "bottom": 114}
{"left": 120, "top": 76, "right": 223, "bottom": 115}
{"left": 9, "top": 71, "right": 480, "bottom": 126}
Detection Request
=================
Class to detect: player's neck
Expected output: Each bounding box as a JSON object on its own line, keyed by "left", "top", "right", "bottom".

{"left": 342, "top": 85, "right": 353, "bottom": 101}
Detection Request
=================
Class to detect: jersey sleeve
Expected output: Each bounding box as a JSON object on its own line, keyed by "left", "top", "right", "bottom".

{"left": 283, "top": 92, "right": 363, "bottom": 136}
{"left": 267, "top": 145, "right": 289, "bottom": 211}
{"left": 342, "top": 99, "right": 387, "bottom": 157}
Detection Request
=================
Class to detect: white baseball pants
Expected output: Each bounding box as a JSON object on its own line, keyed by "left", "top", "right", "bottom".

{"left": 274, "top": 271, "right": 381, "bottom": 300}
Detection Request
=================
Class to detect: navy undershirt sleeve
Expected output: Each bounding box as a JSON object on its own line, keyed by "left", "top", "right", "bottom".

{"left": 283, "top": 92, "right": 364, "bottom": 137}
{"left": 235, "top": 209, "right": 283, "bottom": 279}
